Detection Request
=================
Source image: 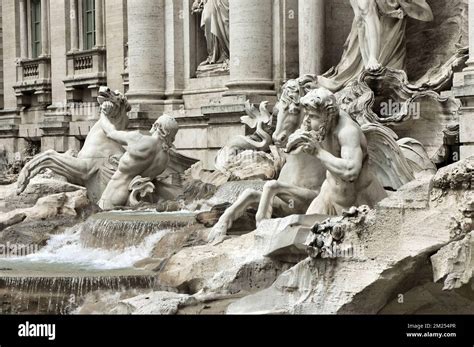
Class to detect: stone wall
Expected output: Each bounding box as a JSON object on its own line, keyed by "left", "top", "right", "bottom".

{"left": 105, "top": 0, "right": 128, "bottom": 94}
{"left": 0, "top": 1, "right": 4, "bottom": 109}
{"left": 2, "top": 0, "right": 18, "bottom": 110}
{"left": 324, "top": 0, "right": 353, "bottom": 72}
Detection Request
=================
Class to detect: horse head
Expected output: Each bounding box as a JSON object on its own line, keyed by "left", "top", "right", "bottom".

{"left": 273, "top": 75, "right": 317, "bottom": 147}
{"left": 98, "top": 86, "right": 131, "bottom": 129}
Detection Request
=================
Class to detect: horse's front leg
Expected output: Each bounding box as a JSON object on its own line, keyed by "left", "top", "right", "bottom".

{"left": 208, "top": 188, "right": 262, "bottom": 244}
{"left": 255, "top": 181, "right": 319, "bottom": 225}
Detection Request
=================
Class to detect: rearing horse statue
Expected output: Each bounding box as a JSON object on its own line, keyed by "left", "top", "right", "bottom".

{"left": 16, "top": 87, "right": 131, "bottom": 202}
{"left": 208, "top": 73, "right": 430, "bottom": 243}
{"left": 208, "top": 76, "right": 327, "bottom": 243}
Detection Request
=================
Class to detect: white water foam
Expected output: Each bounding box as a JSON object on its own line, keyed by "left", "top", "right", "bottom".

{"left": 11, "top": 225, "right": 168, "bottom": 270}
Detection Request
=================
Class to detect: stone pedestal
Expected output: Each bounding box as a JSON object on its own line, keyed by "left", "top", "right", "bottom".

{"left": 201, "top": 96, "right": 248, "bottom": 169}
{"left": 225, "top": 0, "right": 276, "bottom": 102}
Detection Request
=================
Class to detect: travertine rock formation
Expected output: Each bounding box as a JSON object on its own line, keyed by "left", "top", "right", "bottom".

{"left": 228, "top": 158, "right": 473, "bottom": 314}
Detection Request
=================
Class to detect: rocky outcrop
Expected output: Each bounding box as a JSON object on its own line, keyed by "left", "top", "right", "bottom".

{"left": 431, "top": 232, "right": 473, "bottom": 290}
{"left": 110, "top": 292, "right": 198, "bottom": 315}
{"left": 0, "top": 172, "right": 84, "bottom": 213}
{"left": 0, "top": 189, "right": 91, "bottom": 226}
{"left": 0, "top": 189, "right": 95, "bottom": 254}
{"left": 228, "top": 158, "right": 473, "bottom": 314}
{"left": 157, "top": 231, "right": 292, "bottom": 295}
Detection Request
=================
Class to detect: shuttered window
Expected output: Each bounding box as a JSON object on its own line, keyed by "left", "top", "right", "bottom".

{"left": 83, "top": 0, "right": 96, "bottom": 50}
{"left": 31, "top": 0, "right": 42, "bottom": 58}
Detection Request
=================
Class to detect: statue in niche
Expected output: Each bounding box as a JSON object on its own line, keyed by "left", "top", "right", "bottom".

{"left": 192, "top": 0, "right": 230, "bottom": 76}
{"left": 318, "top": 0, "right": 433, "bottom": 92}
{"left": 97, "top": 114, "right": 179, "bottom": 210}
{"left": 287, "top": 88, "right": 387, "bottom": 215}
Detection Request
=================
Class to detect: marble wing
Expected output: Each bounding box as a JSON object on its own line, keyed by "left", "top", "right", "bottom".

{"left": 397, "top": 137, "right": 437, "bottom": 174}
{"left": 362, "top": 123, "right": 415, "bottom": 190}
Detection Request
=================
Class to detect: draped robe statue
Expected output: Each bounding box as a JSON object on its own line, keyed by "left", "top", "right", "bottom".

{"left": 318, "top": 0, "right": 434, "bottom": 92}
{"left": 192, "top": 0, "right": 230, "bottom": 69}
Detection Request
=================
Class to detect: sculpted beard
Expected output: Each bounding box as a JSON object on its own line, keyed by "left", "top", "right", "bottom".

{"left": 303, "top": 112, "right": 330, "bottom": 143}
{"left": 285, "top": 113, "right": 329, "bottom": 154}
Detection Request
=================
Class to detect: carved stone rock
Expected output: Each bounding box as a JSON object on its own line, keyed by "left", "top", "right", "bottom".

{"left": 227, "top": 158, "right": 473, "bottom": 314}
{"left": 431, "top": 232, "right": 473, "bottom": 290}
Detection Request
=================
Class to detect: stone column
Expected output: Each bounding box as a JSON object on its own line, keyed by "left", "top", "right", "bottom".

{"left": 126, "top": 0, "right": 165, "bottom": 123}
{"left": 19, "top": 0, "right": 28, "bottom": 58}
{"left": 70, "top": 0, "right": 79, "bottom": 51}
{"left": 225, "top": 0, "right": 275, "bottom": 100}
{"left": 95, "top": 0, "right": 104, "bottom": 48}
{"left": 164, "top": 0, "right": 185, "bottom": 110}
{"left": 298, "top": 0, "right": 325, "bottom": 75}
{"left": 40, "top": 0, "right": 49, "bottom": 56}
{"left": 464, "top": 0, "right": 474, "bottom": 70}
{"left": 452, "top": 0, "right": 474, "bottom": 159}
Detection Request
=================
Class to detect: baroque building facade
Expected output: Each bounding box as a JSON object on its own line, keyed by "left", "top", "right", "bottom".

{"left": 0, "top": 0, "right": 354, "bottom": 168}
{"left": 0, "top": 0, "right": 472, "bottom": 167}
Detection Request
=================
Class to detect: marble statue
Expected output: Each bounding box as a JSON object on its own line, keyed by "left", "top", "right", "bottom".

{"left": 192, "top": 0, "right": 230, "bottom": 75}
{"left": 336, "top": 67, "right": 459, "bottom": 168}
{"left": 214, "top": 101, "right": 280, "bottom": 181}
{"left": 97, "top": 114, "right": 179, "bottom": 210}
{"left": 318, "top": 0, "right": 434, "bottom": 92}
{"left": 288, "top": 88, "right": 387, "bottom": 215}
{"left": 208, "top": 74, "right": 430, "bottom": 242}
{"left": 208, "top": 79, "right": 327, "bottom": 243}
{"left": 16, "top": 87, "right": 131, "bottom": 202}
{"left": 273, "top": 76, "right": 318, "bottom": 146}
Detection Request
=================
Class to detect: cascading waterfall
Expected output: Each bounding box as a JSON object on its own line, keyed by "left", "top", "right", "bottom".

{"left": 81, "top": 211, "right": 196, "bottom": 250}
{"left": 0, "top": 210, "right": 196, "bottom": 314}
{"left": 0, "top": 275, "right": 164, "bottom": 314}
{"left": 21, "top": 224, "right": 169, "bottom": 270}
